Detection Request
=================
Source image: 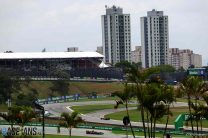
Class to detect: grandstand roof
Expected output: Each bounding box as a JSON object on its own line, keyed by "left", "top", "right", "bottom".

{"left": 0, "top": 52, "right": 104, "bottom": 59}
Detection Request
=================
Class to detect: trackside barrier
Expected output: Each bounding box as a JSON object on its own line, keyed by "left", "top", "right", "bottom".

{"left": 76, "top": 124, "right": 188, "bottom": 136}
{"left": 77, "top": 124, "right": 113, "bottom": 130}
{"left": 0, "top": 121, "right": 59, "bottom": 127}
{"left": 37, "top": 95, "right": 107, "bottom": 105}
{"left": 0, "top": 121, "right": 191, "bottom": 136}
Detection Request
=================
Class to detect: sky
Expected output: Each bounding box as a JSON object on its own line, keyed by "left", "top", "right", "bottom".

{"left": 0, "top": 0, "right": 208, "bottom": 65}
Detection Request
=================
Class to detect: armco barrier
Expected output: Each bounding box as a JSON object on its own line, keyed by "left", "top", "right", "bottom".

{"left": 37, "top": 95, "right": 107, "bottom": 105}
{"left": 0, "top": 121, "right": 193, "bottom": 136}
{"left": 77, "top": 124, "right": 113, "bottom": 130}
{"left": 0, "top": 121, "right": 59, "bottom": 127}
{"left": 76, "top": 124, "right": 188, "bottom": 136}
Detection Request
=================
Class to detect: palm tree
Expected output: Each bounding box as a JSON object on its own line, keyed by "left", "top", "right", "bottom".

{"left": 0, "top": 106, "right": 36, "bottom": 136}
{"left": 192, "top": 78, "right": 207, "bottom": 135}
{"left": 0, "top": 107, "right": 18, "bottom": 129}
{"left": 114, "top": 83, "right": 136, "bottom": 138}
{"left": 200, "top": 92, "right": 208, "bottom": 134}
{"left": 136, "top": 83, "right": 148, "bottom": 138}
{"left": 115, "top": 62, "right": 163, "bottom": 138}
{"left": 163, "top": 85, "right": 175, "bottom": 135}
{"left": 144, "top": 83, "right": 161, "bottom": 138}
{"left": 180, "top": 76, "right": 208, "bottom": 134}
{"left": 180, "top": 76, "right": 196, "bottom": 133}
{"left": 60, "top": 111, "right": 84, "bottom": 138}
{"left": 191, "top": 102, "right": 206, "bottom": 135}
{"left": 126, "top": 64, "right": 161, "bottom": 138}
{"left": 123, "top": 62, "right": 148, "bottom": 138}
{"left": 142, "top": 82, "right": 169, "bottom": 138}
{"left": 14, "top": 106, "right": 36, "bottom": 135}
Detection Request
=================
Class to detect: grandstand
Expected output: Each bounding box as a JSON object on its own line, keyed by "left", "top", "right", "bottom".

{"left": 0, "top": 52, "right": 123, "bottom": 80}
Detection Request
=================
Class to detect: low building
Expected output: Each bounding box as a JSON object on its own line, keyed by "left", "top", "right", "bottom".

{"left": 67, "top": 47, "right": 79, "bottom": 52}
{"left": 191, "top": 54, "right": 202, "bottom": 68}
{"left": 131, "top": 46, "right": 142, "bottom": 63}
{"left": 169, "top": 48, "right": 180, "bottom": 70}
{"left": 96, "top": 46, "right": 103, "bottom": 55}
{"left": 169, "top": 48, "right": 202, "bottom": 70}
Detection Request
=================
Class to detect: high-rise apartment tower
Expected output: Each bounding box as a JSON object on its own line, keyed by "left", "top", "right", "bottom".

{"left": 141, "top": 9, "right": 169, "bottom": 68}
{"left": 101, "top": 5, "right": 131, "bottom": 65}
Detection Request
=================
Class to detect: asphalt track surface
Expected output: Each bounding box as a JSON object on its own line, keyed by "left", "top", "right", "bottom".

{"left": 0, "top": 125, "right": 132, "bottom": 138}
{"left": 43, "top": 100, "right": 188, "bottom": 128}
{"left": 0, "top": 101, "right": 203, "bottom": 138}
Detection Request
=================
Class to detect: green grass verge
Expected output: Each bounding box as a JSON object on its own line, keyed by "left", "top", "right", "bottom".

{"left": 0, "top": 104, "right": 8, "bottom": 112}
{"left": 112, "top": 130, "right": 191, "bottom": 138}
{"left": 105, "top": 106, "right": 208, "bottom": 127}
{"left": 176, "top": 98, "right": 205, "bottom": 104}
{"left": 105, "top": 106, "right": 188, "bottom": 124}
{"left": 19, "top": 81, "right": 123, "bottom": 98}
{"left": 0, "top": 135, "right": 97, "bottom": 138}
{"left": 71, "top": 104, "right": 137, "bottom": 114}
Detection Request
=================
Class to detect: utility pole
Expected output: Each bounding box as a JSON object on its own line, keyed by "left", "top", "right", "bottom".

{"left": 33, "top": 101, "right": 45, "bottom": 138}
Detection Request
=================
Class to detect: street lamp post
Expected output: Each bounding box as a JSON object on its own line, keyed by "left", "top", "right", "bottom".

{"left": 33, "top": 101, "right": 45, "bottom": 138}
{"left": 7, "top": 99, "right": 11, "bottom": 107}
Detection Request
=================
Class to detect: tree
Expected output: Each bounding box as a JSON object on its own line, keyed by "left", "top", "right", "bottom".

{"left": 114, "top": 83, "right": 136, "bottom": 138}
{"left": 50, "top": 80, "right": 70, "bottom": 96}
{"left": 143, "top": 83, "right": 168, "bottom": 138}
{"left": 60, "top": 111, "right": 84, "bottom": 138}
{"left": 190, "top": 77, "right": 208, "bottom": 135}
{"left": 201, "top": 92, "right": 208, "bottom": 133}
{"left": 163, "top": 85, "right": 175, "bottom": 135}
{"left": 13, "top": 106, "right": 36, "bottom": 135}
{"left": 0, "top": 106, "right": 36, "bottom": 136}
{"left": 0, "top": 71, "right": 21, "bottom": 104}
{"left": 118, "top": 63, "right": 163, "bottom": 138}
{"left": 136, "top": 83, "right": 148, "bottom": 138}
{"left": 115, "top": 62, "right": 172, "bottom": 138}
{"left": 180, "top": 76, "right": 195, "bottom": 133}
{"left": 114, "top": 61, "right": 132, "bottom": 73}
{"left": 178, "top": 67, "right": 185, "bottom": 72}
{"left": 180, "top": 76, "right": 208, "bottom": 134}
{"left": 157, "top": 64, "right": 176, "bottom": 73}
{"left": 15, "top": 88, "right": 39, "bottom": 106}
{"left": 0, "top": 107, "right": 18, "bottom": 129}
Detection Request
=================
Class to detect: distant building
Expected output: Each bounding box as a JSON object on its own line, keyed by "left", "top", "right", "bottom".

{"left": 179, "top": 52, "right": 192, "bottom": 70}
{"left": 67, "top": 47, "right": 79, "bottom": 52}
{"left": 101, "top": 5, "right": 131, "bottom": 65}
{"left": 169, "top": 48, "right": 202, "bottom": 70}
{"left": 169, "top": 48, "right": 180, "bottom": 70}
{"left": 191, "top": 54, "right": 202, "bottom": 68}
{"left": 131, "top": 46, "right": 142, "bottom": 63}
{"left": 141, "top": 9, "right": 169, "bottom": 68}
{"left": 96, "top": 46, "right": 103, "bottom": 55}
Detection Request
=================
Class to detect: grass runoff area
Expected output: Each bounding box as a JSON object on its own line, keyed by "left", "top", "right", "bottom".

{"left": 105, "top": 106, "right": 208, "bottom": 127}
{"left": 112, "top": 130, "right": 192, "bottom": 138}
{"left": 0, "top": 135, "right": 97, "bottom": 138}
{"left": 71, "top": 104, "right": 208, "bottom": 127}
{"left": 71, "top": 104, "right": 137, "bottom": 114}
{"left": 0, "top": 104, "right": 8, "bottom": 112}
{"left": 71, "top": 105, "right": 194, "bottom": 125}
{"left": 105, "top": 106, "right": 189, "bottom": 124}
